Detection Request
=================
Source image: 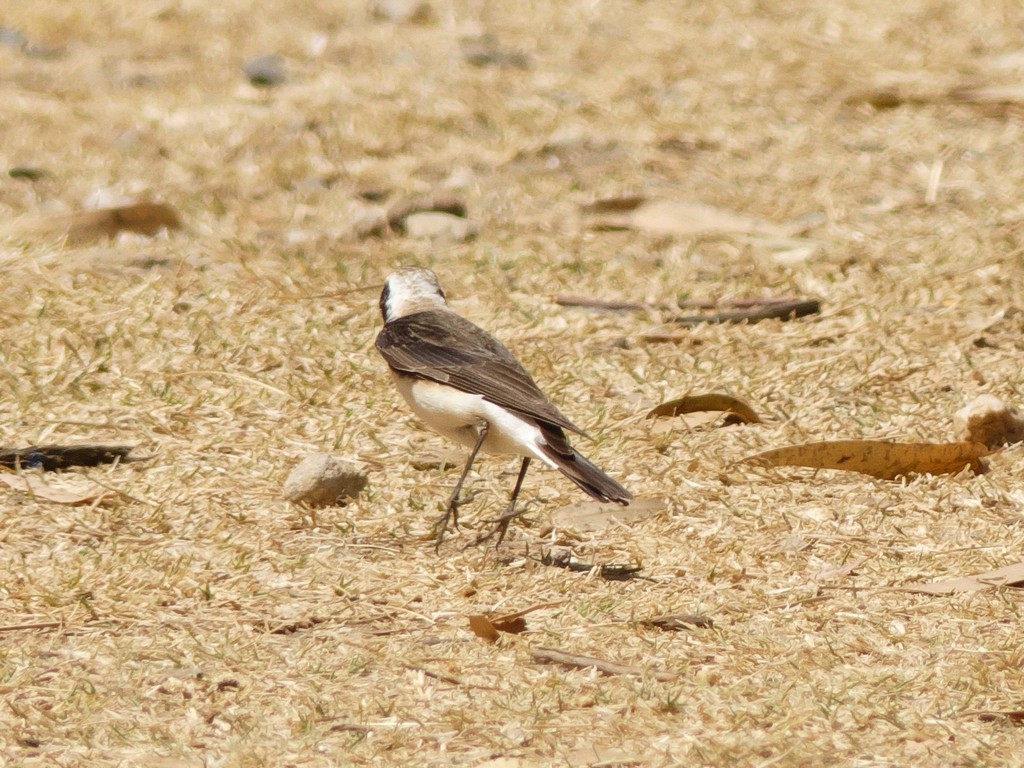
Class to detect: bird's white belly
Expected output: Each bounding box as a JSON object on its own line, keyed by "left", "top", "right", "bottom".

{"left": 394, "top": 374, "right": 556, "bottom": 467}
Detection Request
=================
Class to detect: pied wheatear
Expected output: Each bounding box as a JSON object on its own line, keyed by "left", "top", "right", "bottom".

{"left": 375, "top": 267, "right": 631, "bottom": 546}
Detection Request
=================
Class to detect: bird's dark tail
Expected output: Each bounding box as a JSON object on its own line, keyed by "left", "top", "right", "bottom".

{"left": 538, "top": 427, "right": 631, "bottom": 505}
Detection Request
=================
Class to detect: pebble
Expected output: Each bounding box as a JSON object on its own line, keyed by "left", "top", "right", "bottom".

{"left": 953, "top": 394, "right": 1024, "bottom": 448}
{"left": 402, "top": 211, "right": 479, "bottom": 242}
{"left": 283, "top": 453, "right": 368, "bottom": 506}
{"left": 243, "top": 55, "right": 286, "bottom": 87}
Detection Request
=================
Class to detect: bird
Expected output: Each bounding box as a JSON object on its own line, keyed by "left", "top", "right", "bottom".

{"left": 375, "top": 267, "right": 631, "bottom": 546}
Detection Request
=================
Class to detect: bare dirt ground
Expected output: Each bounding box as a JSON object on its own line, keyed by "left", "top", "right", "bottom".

{"left": 4, "top": 1, "right": 1024, "bottom": 765}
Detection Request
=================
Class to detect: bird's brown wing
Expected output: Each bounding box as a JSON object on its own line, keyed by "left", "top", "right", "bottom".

{"left": 375, "top": 310, "right": 586, "bottom": 436}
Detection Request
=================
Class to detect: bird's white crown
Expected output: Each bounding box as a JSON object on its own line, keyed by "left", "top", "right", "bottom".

{"left": 380, "top": 267, "right": 449, "bottom": 321}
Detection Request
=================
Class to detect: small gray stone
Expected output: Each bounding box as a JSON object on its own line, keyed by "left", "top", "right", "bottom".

{"left": 244, "top": 55, "right": 286, "bottom": 87}
{"left": 283, "top": 453, "right": 367, "bottom": 507}
{"left": 402, "top": 211, "right": 479, "bottom": 242}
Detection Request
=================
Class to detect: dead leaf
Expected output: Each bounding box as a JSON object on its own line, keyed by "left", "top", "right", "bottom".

{"left": 642, "top": 614, "right": 715, "bottom": 631}
{"left": 646, "top": 393, "right": 762, "bottom": 424}
{"left": 468, "top": 614, "right": 500, "bottom": 643}
{"left": 581, "top": 196, "right": 798, "bottom": 238}
{"left": 467, "top": 612, "right": 528, "bottom": 642}
{"left": 0, "top": 202, "right": 183, "bottom": 246}
{"left": 467, "top": 600, "right": 565, "bottom": 642}
{"left": 740, "top": 440, "right": 989, "bottom": 480}
{"left": 901, "top": 561, "right": 1024, "bottom": 595}
{"left": 551, "top": 497, "right": 665, "bottom": 532}
{"left": 532, "top": 646, "right": 676, "bottom": 681}
{"left": 0, "top": 473, "right": 113, "bottom": 505}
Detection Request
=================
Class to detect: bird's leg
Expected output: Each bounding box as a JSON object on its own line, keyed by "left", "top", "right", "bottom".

{"left": 434, "top": 421, "right": 488, "bottom": 547}
{"left": 475, "top": 457, "right": 531, "bottom": 547}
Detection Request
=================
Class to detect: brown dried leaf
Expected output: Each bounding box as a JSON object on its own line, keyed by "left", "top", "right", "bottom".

{"left": 646, "top": 393, "right": 762, "bottom": 424}
{"left": 1, "top": 202, "right": 183, "bottom": 246}
{"left": 741, "top": 440, "right": 988, "bottom": 480}
{"left": 0, "top": 473, "right": 113, "bottom": 506}
{"left": 467, "top": 601, "right": 567, "bottom": 642}
{"left": 582, "top": 196, "right": 795, "bottom": 238}
{"left": 901, "top": 561, "right": 1024, "bottom": 595}
{"left": 467, "top": 614, "right": 500, "bottom": 643}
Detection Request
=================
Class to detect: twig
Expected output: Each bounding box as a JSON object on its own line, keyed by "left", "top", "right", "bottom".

{"left": 0, "top": 444, "right": 136, "bottom": 471}
{"left": 0, "top": 621, "right": 63, "bottom": 633}
{"left": 402, "top": 663, "right": 469, "bottom": 688}
{"left": 555, "top": 295, "right": 651, "bottom": 312}
{"left": 532, "top": 646, "right": 676, "bottom": 681}
{"left": 674, "top": 299, "right": 821, "bottom": 326}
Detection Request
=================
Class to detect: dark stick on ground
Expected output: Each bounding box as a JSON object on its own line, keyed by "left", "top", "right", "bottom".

{"left": 0, "top": 445, "right": 136, "bottom": 472}
{"left": 673, "top": 298, "right": 821, "bottom": 326}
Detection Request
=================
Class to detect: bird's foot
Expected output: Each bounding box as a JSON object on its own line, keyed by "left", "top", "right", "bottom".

{"left": 472, "top": 506, "right": 527, "bottom": 548}
{"left": 432, "top": 490, "right": 481, "bottom": 549}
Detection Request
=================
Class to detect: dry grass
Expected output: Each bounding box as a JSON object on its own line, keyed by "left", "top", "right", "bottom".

{"left": 3, "top": 0, "right": 1024, "bottom": 765}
